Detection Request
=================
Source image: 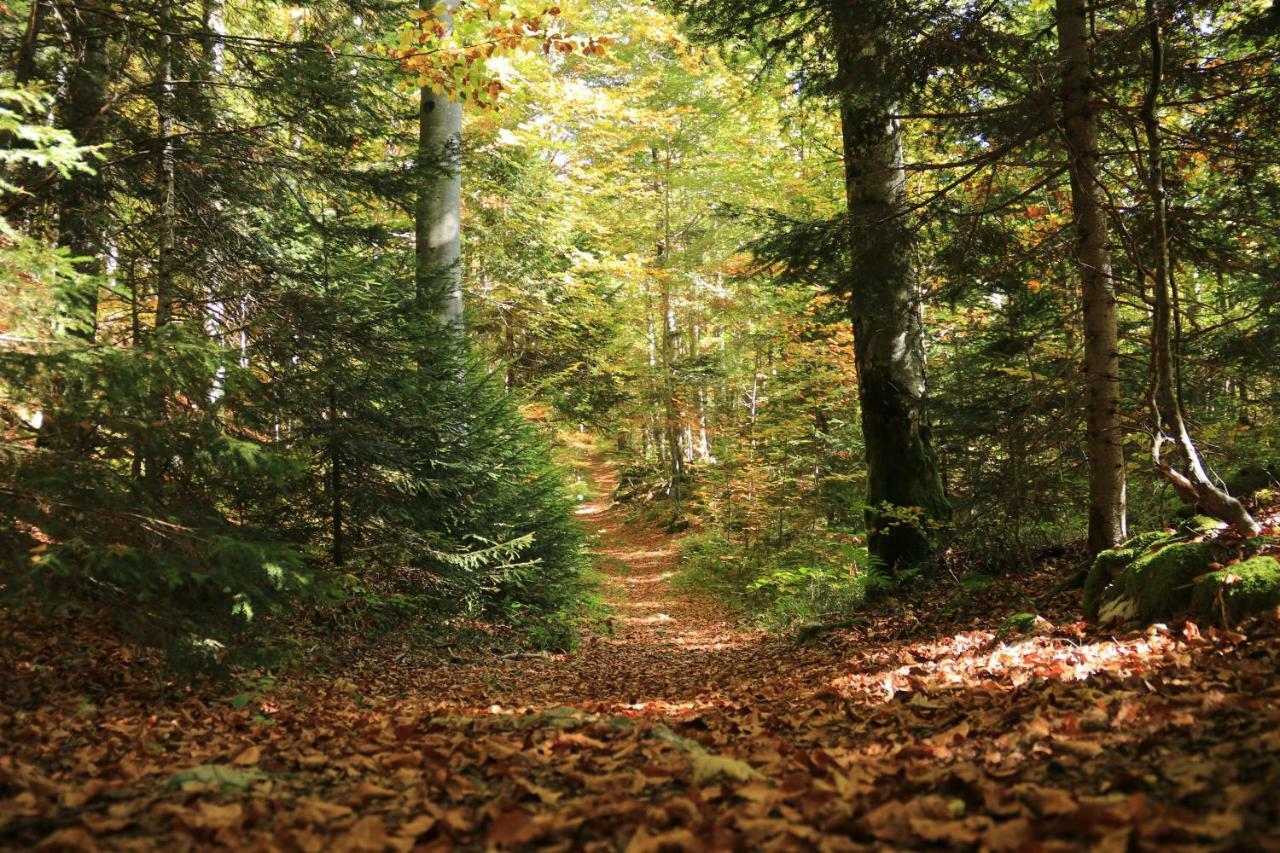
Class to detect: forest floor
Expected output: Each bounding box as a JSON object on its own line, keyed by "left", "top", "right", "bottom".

{"left": 3, "top": 459, "right": 1280, "bottom": 851}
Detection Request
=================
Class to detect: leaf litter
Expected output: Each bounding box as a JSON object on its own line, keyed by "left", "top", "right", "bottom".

{"left": 3, "top": 472, "right": 1280, "bottom": 850}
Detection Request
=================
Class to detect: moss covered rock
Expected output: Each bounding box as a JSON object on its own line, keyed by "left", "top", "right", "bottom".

{"left": 1082, "top": 530, "right": 1173, "bottom": 620}
{"left": 1097, "top": 540, "right": 1217, "bottom": 625}
{"left": 1177, "top": 515, "right": 1226, "bottom": 535}
{"left": 1191, "top": 556, "right": 1280, "bottom": 626}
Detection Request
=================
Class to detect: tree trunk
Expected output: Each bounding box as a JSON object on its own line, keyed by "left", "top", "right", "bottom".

{"left": 415, "top": 0, "right": 464, "bottom": 332}
{"left": 201, "top": 0, "right": 229, "bottom": 403}
{"left": 660, "top": 282, "right": 683, "bottom": 513}
{"left": 201, "top": 0, "right": 226, "bottom": 78}
{"left": 14, "top": 0, "right": 46, "bottom": 85}
{"left": 1055, "top": 0, "right": 1127, "bottom": 554}
{"left": 154, "top": 1, "right": 177, "bottom": 329}
{"left": 55, "top": 0, "right": 110, "bottom": 342}
{"left": 647, "top": 142, "right": 684, "bottom": 515}
{"left": 832, "top": 4, "right": 950, "bottom": 572}
{"left": 330, "top": 385, "right": 344, "bottom": 567}
{"left": 1139, "top": 0, "right": 1259, "bottom": 536}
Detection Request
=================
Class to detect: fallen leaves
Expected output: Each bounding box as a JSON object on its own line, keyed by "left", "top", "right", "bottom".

{"left": 3, "top": 479, "right": 1280, "bottom": 850}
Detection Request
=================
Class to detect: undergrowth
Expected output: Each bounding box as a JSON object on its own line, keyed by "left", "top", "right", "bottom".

{"left": 674, "top": 531, "right": 874, "bottom": 632}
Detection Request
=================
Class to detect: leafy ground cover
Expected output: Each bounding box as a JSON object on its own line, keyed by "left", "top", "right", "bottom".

{"left": 3, "top": 463, "right": 1279, "bottom": 850}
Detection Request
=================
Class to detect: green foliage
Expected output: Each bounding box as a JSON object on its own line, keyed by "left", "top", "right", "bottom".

{"left": 0, "top": 328, "right": 314, "bottom": 673}
{"left": 938, "top": 572, "right": 997, "bottom": 619}
{"left": 1225, "top": 463, "right": 1279, "bottom": 501}
{"left": 0, "top": 14, "right": 589, "bottom": 673}
{"left": 676, "top": 531, "right": 867, "bottom": 631}
{"left": 0, "top": 87, "right": 96, "bottom": 202}
{"left": 511, "top": 608, "right": 580, "bottom": 653}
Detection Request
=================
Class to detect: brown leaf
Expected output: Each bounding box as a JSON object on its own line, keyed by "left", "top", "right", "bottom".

{"left": 232, "top": 745, "right": 261, "bottom": 766}
{"left": 626, "top": 827, "right": 705, "bottom": 853}
{"left": 396, "top": 814, "right": 437, "bottom": 838}
{"left": 486, "top": 806, "right": 542, "bottom": 847}
{"left": 333, "top": 815, "right": 388, "bottom": 853}
{"left": 36, "top": 827, "right": 99, "bottom": 852}
{"left": 191, "top": 801, "right": 244, "bottom": 830}
{"left": 982, "top": 817, "right": 1033, "bottom": 852}
{"left": 1017, "top": 784, "right": 1077, "bottom": 817}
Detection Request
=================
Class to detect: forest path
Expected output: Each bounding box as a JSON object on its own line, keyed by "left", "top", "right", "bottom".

{"left": 488, "top": 455, "right": 771, "bottom": 708}
{"left": 7, "top": 461, "right": 1280, "bottom": 849}
{"left": 380, "top": 453, "right": 790, "bottom": 713}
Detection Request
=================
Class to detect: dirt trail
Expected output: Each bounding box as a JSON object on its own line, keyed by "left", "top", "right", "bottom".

{"left": 469, "top": 456, "right": 771, "bottom": 710}
{"left": 367, "top": 456, "right": 796, "bottom": 721}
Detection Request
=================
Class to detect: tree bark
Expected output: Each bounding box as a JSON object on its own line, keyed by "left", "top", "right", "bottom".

{"left": 832, "top": 3, "right": 950, "bottom": 571}
{"left": 1055, "top": 0, "right": 1127, "bottom": 554}
{"left": 656, "top": 144, "right": 683, "bottom": 518}
{"left": 154, "top": 0, "right": 177, "bottom": 329}
{"left": 329, "top": 385, "right": 344, "bottom": 567}
{"left": 1140, "top": 0, "right": 1259, "bottom": 536}
{"left": 415, "top": 0, "right": 464, "bottom": 332}
{"left": 55, "top": 0, "right": 110, "bottom": 342}
{"left": 14, "top": 0, "right": 46, "bottom": 85}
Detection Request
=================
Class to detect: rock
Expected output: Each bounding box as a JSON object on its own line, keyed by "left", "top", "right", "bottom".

{"left": 1192, "top": 556, "right": 1280, "bottom": 627}
{"left": 1097, "top": 540, "right": 1218, "bottom": 625}
{"left": 1177, "top": 515, "right": 1226, "bottom": 535}
{"left": 1082, "top": 530, "right": 1172, "bottom": 620}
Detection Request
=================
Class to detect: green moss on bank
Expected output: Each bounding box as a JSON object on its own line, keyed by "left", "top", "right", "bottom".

{"left": 1192, "top": 556, "right": 1280, "bottom": 626}
{"left": 1083, "top": 530, "right": 1172, "bottom": 620}
{"left": 1096, "top": 540, "right": 1217, "bottom": 625}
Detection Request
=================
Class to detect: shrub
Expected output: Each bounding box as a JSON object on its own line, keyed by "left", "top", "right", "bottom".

{"left": 676, "top": 532, "right": 868, "bottom": 631}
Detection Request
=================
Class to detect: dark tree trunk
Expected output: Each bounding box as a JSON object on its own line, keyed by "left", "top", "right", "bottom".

{"left": 154, "top": 0, "right": 177, "bottom": 329}
{"left": 831, "top": 3, "right": 950, "bottom": 572}
{"left": 14, "top": 0, "right": 46, "bottom": 85}
{"left": 330, "top": 386, "right": 345, "bottom": 567}
{"left": 55, "top": 0, "right": 111, "bottom": 342}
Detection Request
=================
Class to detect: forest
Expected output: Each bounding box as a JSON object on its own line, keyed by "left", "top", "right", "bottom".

{"left": 1, "top": 0, "right": 1279, "bottom": 848}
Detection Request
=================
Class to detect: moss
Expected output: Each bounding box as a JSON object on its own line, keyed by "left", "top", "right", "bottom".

{"left": 1083, "top": 530, "right": 1172, "bottom": 620}
{"left": 1085, "top": 549, "right": 1136, "bottom": 620}
{"left": 1177, "top": 515, "right": 1226, "bottom": 536}
{"left": 997, "top": 612, "right": 1040, "bottom": 638}
{"left": 1192, "top": 556, "right": 1280, "bottom": 626}
{"left": 1111, "top": 540, "right": 1217, "bottom": 623}
{"left": 1123, "top": 530, "right": 1175, "bottom": 552}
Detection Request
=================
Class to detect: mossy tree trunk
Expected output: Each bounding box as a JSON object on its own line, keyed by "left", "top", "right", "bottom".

{"left": 832, "top": 3, "right": 950, "bottom": 571}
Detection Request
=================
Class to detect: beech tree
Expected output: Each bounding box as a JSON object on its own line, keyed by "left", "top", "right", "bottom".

{"left": 414, "top": 2, "right": 465, "bottom": 330}
{"left": 831, "top": 2, "right": 950, "bottom": 569}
